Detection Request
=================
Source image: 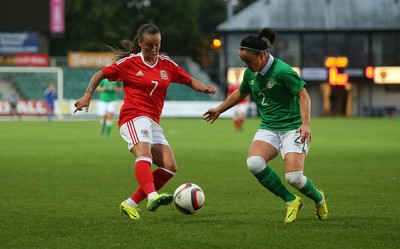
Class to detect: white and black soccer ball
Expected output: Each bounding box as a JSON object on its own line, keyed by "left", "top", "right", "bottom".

{"left": 173, "top": 183, "right": 205, "bottom": 214}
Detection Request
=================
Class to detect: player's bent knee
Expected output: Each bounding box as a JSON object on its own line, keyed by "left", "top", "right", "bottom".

{"left": 246, "top": 156, "right": 266, "bottom": 175}
{"left": 285, "top": 171, "right": 307, "bottom": 189}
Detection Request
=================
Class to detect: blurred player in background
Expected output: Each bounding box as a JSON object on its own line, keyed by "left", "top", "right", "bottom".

{"left": 96, "top": 79, "right": 122, "bottom": 139}
{"left": 9, "top": 87, "right": 21, "bottom": 119}
{"left": 227, "top": 82, "right": 250, "bottom": 132}
{"left": 74, "top": 23, "right": 216, "bottom": 220}
{"left": 204, "top": 27, "right": 328, "bottom": 223}
{"left": 44, "top": 83, "right": 57, "bottom": 122}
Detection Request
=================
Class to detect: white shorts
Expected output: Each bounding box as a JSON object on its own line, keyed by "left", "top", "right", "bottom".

{"left": 119, "top": 116, "right": 169, "bottom": 151}
{"left": 98, "top": 101, "right": 116, "bottom": 116}
{"left": 253, "top": 129, "right": 309, "bottom": 159}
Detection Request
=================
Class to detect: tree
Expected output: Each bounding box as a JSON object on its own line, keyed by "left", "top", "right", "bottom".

{"left": 49, "top": 0, "right": 256, "bottom": 60}
{"left": 50, "top": 0, "right": 203, "bottom": 57}
{"left": 198, "top": 0, "right": 227, "bottom": 40}
{"left": 140, "top": 0, "right": 203, "bottom": 57}
{"left": 50, "top": 0, "right": 144, "bottom": 55}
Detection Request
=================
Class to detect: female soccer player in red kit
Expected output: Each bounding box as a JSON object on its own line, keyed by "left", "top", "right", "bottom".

{"left": 74, "top": 23, "right": 216, "bottom": 220}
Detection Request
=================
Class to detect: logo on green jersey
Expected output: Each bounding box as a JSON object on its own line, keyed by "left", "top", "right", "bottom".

{"left": 266, "top": 79, "right": 274, "bottom": 89}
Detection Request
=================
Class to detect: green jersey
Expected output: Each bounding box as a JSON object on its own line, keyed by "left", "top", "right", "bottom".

{"left": 240, "top": 56, "right": 305, "bottom": 130}
{"left": 99, "top": 79, "right": 122, "bottom": 102}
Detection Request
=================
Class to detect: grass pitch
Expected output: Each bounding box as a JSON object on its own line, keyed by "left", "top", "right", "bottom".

{"left": 0, "top": 117, "right": 399, "bottom": 249}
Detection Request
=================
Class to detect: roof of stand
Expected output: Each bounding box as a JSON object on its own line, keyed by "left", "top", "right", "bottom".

{"left": 218, "top": 0, "right": 400, "bottom": 32}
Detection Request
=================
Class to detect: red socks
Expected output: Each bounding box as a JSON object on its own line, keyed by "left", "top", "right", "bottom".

{"left": 134, "top": 158, "right": 155, "bottom": 195}
{"left": 131, "top": 166, "right": 175, "bottom": 204}
{"left": 153, "top": 167, "right": 175, "bottom": 190}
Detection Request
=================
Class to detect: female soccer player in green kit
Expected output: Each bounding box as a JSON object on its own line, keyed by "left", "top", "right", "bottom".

{"left": 96, "top": 79, "right": 122, "bottom": 140}
{"left": 204, "top": 27, "right": 328, "bottom": 223}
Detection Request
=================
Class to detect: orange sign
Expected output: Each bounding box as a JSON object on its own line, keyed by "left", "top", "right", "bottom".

{"left": 329, "top": 67, "right": 348, "bottom": 86}
{"left": 325, "top": 57, "right": 348, "bottom": 68}
{"left": 68, "top": 52, "right": 115, "bottom": 68}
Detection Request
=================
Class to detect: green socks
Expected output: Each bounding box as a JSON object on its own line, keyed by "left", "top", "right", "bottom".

{"left": 254, "top": 166, "right": 323, "bottom": 204}
{"left": 298, "top": 178, "right": 323, "bottom": 203}
{"left": 105, "top": 124, "right": 112, "bottom": 139}
{"left": 255, "top": 167, "right": 296, "bottom": 203}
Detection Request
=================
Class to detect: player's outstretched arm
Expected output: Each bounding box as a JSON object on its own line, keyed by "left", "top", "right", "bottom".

{"left": 74, "top": 70, "right": 106, "bottom": 113}
{"left": 186, "top": 78, "right": 216, "bottom": 95}
{"left": 203, "top": 89, "right": 247, "bottom": 124}
{"left": 203, "top": 107, "right": 221, "bottom": 124}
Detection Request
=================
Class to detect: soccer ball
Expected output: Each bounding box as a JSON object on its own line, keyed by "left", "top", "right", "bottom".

{"left": 173, "top": 183, "right": 205, "bottom": 214}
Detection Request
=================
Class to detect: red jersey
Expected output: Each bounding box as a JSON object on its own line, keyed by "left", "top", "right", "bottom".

{"left": 102, "top": 53, "right": 192, "bottom": 127}
{"left": 228, "top": 84, "right": 246, "bottom": 104}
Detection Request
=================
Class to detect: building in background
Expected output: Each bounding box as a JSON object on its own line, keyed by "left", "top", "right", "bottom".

{"left": 217, "top": 0, "right": 400, "bottom": 117}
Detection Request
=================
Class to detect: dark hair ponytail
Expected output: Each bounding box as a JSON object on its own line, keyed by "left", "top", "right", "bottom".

{"left": 258, "top": 28, "right": 276, "bottom": 48}
{"left": 107, "top": 23, "right": 160, "bottom": 60}
{"left": 239, "top": 27, "right": 276, "bottom": 52}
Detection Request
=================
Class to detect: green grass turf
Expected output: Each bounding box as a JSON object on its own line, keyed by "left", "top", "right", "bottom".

{"left": 0, "top": 117, "right": 399, "bottom": 249}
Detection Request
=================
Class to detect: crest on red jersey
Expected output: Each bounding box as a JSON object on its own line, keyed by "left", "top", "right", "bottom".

{"left": 160, "top": 70, "right": 168, "bottom": 80}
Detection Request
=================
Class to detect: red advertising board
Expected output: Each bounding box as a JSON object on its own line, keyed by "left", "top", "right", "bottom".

{"left": 0, "top": 53, "right": 49, "bottom": 66}
{"left": 0, "top": 100, "right": 47, "bottom": 116}
{"left": 15, "top": 53, "right": 49, "bottom": 66}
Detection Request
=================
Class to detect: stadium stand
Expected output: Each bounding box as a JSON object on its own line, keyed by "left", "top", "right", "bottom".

{"left": 63, "top": 67, "right": 100, "bottom": 99}
{"left": 0, "top": 72, "right": 57, "bottom": 100}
